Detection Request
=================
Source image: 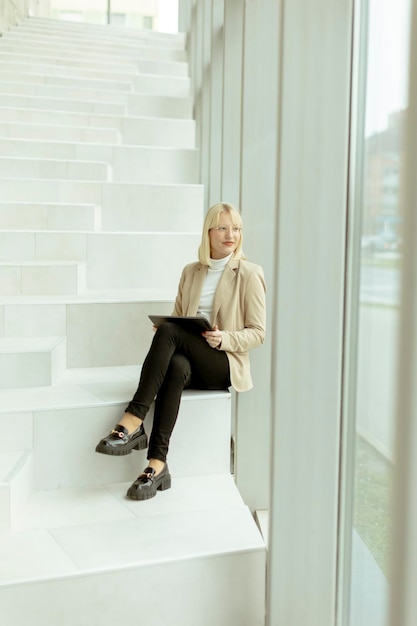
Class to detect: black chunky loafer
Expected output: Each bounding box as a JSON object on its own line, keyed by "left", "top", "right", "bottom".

{"left": 127, "top": 464, "right": 171, "bottom": 500}
{"left": 95, "top": 423, "right": 148, "bottom": 456}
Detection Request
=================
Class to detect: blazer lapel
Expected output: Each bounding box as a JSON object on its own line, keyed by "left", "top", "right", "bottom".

{"left": 187, "top": 263, "right": 208, "bottom": 315}
{"left": 212, "top": 258, "right": 239, "bottom": 322}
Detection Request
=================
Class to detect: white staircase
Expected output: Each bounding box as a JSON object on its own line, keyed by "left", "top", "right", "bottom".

{"left": 0, "top": 17, "right": 266, "bottom": 626}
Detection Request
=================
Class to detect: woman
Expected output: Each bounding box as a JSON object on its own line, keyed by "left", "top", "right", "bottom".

{"left": 95, "top": 202, "right": 266, "bottom": 500}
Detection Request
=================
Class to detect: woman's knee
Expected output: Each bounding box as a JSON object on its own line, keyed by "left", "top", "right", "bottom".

{"left": 155, "top": 321, "right": 178, "bottom": 337}
{"left": 168, "top": 353, "right": 191, "bottom": 386}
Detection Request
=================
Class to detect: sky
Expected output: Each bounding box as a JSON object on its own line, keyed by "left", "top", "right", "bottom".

{"left": 157, "top": 0, "right": 179, "bottom": 33}
{"left": 365, "top": 0, "right": 411, "bottom": 135}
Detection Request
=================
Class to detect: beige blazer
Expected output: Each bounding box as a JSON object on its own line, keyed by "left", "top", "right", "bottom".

{"left": 172, "top": 257, "right": 266, "bottom": 392}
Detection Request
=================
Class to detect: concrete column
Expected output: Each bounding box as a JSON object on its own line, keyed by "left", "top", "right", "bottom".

{"left": 267, "top": 0, "right": 353, "bottom": 624}
{"left": 200, "top": 0, "right": 212, "bottom": 208}
{"left": 390, "top": 2, "right": 417, "bottom": 625}
{"left": 221, "top": 0, "right": 244, "bottom": 205}
{"left": 193, "top": 0, "right": 204, "bottom": 171}
{"left": 178, "top": 0, "right": 191, "bottom": 33}
{"left": 207, "top": 0, "right": 224, "bottom": 206}
{"left": 187, "top": 0, "right": 198, "bottom": 99}
{"left": 233, "top": 0, "right": 280, "bottom": 512}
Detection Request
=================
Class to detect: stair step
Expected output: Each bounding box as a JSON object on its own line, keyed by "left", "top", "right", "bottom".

{"left": 0, "top": 58, "right": 172, "bottom": 86}
{"left": 0, "top": 202, "right": 99, "bottom": 231}
{"left": 0, "top": 71, "right": 190, "bottom": 103}
{"left": 0, "top": 475, "right": 265, "bottom": 626}
{"left": 0, "top": 89, "right": 192, "bottom": 120}
{"left": 120, "top": 114, "right": 195, "bottom": 147}
{"left": 4, "top": 29, "right": 187, "bottom": 62}
{"left": 18, "top": 17, "right": 186, "bottom": 49}
{"left": 0, "top": 181, "right": 202, "bottom": 230}
{"left": 127, "top": 92, "right": 193, "bottom": 118}
{"left": 0, "top": 79, "right": 130, "bottom": 104}
{"left": 0, "top": 70, "right": 190, "bottom": 99}
{"left": 0, "top": 156, "right": 111, "bottom": 182}
{"left": 0, "top": 71, "right": 190, "bottom": 98}
{"left": 0, "top": 450, "right": 33, "bottom": 532}
{"left": 0, "top": 50, "right": 188, "bottom": 79}
{"left": 0, "top": 106, "right": 195, "bottom": 143}
{"left": 0, "top": 336, "right": 66, "bottom": 389}
{"left": 132, "top": 73, "right": 190, "bottom": 96}
{"left": 0, "top": 140, "right": 199, "bottom": 184}
{"left": 0, "top": 111, "right": 195, "bottom": 147}
{"left": 0, "top": 91, "right": 125, "bottom": 115}
{"left": 0, "top": 296, "right": 173, "bottom": 368}
{"left": 17, "top": 473, "right": 245, "bottom": 531}
{"left": 0, "top": 365, "right": 232, "bottom": 488}
{"left": 15, "top": 19, "right": 186, "bottom": 46}
{"left": 0, "top": 120, "right": 121, "bottom": 144}
{"left": 0, "top": 230, "right": 200, "bottom": 290}
{"left": 0, "top": 69, "right": 133, "bottom": 91}
{"left": 0, "top": 51, "right": 137, "bottom": 74}
{"left": 0, "top": 261, "right": 87, "bottom": 296}
{"left": 0, "top": 40, "right": 183, "bottom": 63}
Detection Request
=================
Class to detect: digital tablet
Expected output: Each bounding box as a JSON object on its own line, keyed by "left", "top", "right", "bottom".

{"left": 148, "top": 315, "right": 213, "bottom": 331}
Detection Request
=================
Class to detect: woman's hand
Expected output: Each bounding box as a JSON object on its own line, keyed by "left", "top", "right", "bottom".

{"left": 202, "top": 325, "right": 222, "bottom": 349}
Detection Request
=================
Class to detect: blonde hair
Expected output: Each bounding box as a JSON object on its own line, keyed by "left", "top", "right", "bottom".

{"left": 198, "top": 202, "right": 245, "bottom": 266}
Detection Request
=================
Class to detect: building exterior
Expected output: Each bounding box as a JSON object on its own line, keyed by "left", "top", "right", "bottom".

{"left": 0, "top": 0, "right": 176, "bottom": 31}
{"left": 364, "top": 110, "right": 404, "bottom": 242}
{"left": 49, "top": 0, "right": 159, "bottom": 28}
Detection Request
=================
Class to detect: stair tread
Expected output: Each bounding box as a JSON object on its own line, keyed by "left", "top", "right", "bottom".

{"left": 0, "top": 365, "right": 229, "bottom": 414}
{"left": 0, "top": 288, "right": 175, "bottom": 303}
{"left": 0, "top": 121, "right": 120, "bottom": 133}
{"left": 10, "top": 27, "right": 185, "bottom": 46}
{"left": 0, "top": 260, "right": 83, "bottom": 266}
{"left": 1, "top": 474, "right": 264, "bottom": 586}
{"left": 5, "top": 34, "right": 186, "bottom": 56}
{"left": 0, "top": 336, "right": 64, "bottom": 352}
{"left": 0, "top": 137, "right": 198, "bottom": 154}
{"left": 20, "top": 17, "right": 186, "bottom": 41}
{"left": 0, "top": 155, "right": 109, "bottom": 164}
{"left": 0, "top": 103, "right": 195, "bottom": 124}
{"left": 0, "top": 201, "right": 96, "bottom": 207}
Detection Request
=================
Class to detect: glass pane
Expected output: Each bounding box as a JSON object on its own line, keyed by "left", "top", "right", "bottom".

{"left": 49, "top": 1, "right": 178, "bottom": 31}
{"left": 349, "top": 1, "right": 411, "bottom": 625}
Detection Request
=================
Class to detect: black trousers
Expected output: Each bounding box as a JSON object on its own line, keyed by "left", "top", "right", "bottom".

{"left": 125, "top": 322, "right": 231, "bottom": 462}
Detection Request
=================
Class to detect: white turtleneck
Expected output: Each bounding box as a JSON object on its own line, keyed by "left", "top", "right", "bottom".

{"left": 197, "top": 254, "right": 232, "bottom": 323}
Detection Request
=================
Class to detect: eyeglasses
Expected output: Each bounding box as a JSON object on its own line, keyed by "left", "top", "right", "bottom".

{"left": 210, "top": 226, "right": 242, "bottom": 234}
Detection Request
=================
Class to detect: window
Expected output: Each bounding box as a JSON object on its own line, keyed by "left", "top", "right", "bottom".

{"left": 341, "top": 1, "right": 411, "bottom": 624}
{"left": 143, "top": 15, "right": 153, "bottom": 29}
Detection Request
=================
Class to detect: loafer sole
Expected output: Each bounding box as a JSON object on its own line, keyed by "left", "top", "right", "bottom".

{"left": 127, "top": 472, "right": 172, "bottom": 500}
{"left": 95, "top": 432, "right": 148, "bottom": 456}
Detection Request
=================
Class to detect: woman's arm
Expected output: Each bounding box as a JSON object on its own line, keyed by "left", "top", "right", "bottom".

{"left": 171, "top": 268, "right": 186, "bottom": 316}
{"left": 216, "top": 266, "right": 266, "bottom": 353}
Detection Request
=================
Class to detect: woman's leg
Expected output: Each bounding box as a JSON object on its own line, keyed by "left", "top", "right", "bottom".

{"left": 126, "top": 323, "right": 230, "bottom": 499}
{"left": 147, "top": 353, "right": 192, "bottom": 463}
{"left": 146, "top": 328, "right": 230, "bottom": 463}
{"left": 125, "top": 321, "right": 230, "bottom": 422}
{"left": 98, "top": 321, "right": 230, "bottom": 468}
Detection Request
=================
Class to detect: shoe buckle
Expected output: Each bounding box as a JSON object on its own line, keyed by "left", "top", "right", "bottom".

{"left": 110, "top": 429, "right": 125, "bottom": 439}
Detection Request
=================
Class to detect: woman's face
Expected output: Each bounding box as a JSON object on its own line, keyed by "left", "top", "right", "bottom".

{"left": 209, "top": 211, "right": 241, "bottom": 259}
